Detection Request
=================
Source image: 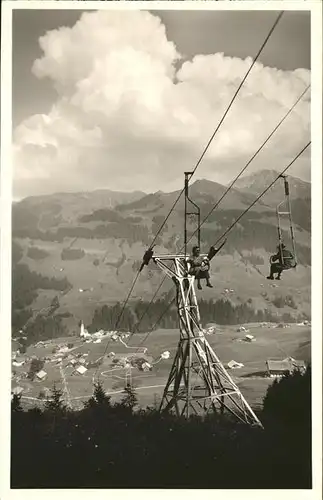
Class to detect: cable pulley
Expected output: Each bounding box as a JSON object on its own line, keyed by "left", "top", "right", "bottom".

{"left": 139, "top": 247, "right": 155, "bottom": 272}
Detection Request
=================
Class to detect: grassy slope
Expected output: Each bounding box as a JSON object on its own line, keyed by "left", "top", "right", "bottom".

{"left": 15, "top": 234, "right": 310, "bottom": 332}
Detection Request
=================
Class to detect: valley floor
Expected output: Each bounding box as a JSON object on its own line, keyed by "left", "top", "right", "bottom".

{"left": 12, "top": 322, "right": 311, "bottom": 411}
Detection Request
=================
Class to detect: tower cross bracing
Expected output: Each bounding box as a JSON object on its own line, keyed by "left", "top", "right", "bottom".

{"left": 153, "top": 254, "right": 262, "bottom": 427}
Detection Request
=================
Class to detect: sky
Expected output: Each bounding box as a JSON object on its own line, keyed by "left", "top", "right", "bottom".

{"left": 12, "top": 9, "right": 311, "bottom": 200}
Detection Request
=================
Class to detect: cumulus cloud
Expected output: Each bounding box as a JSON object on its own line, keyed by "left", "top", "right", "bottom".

{"left": 13, "top": 10, "right": 311, "bottom": 199}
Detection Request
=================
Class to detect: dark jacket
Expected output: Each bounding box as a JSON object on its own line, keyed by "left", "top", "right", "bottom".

{"left": 271, "top": 248, "right": 295, "bottom": 269}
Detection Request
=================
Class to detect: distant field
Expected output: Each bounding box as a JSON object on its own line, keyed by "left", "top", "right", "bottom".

{"left": 13, "top": 323, "right": 311, "bottom": 412}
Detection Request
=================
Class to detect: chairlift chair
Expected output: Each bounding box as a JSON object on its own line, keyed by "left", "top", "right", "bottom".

{"left": 275, "top": 175, "right": 297, "bottom": 270}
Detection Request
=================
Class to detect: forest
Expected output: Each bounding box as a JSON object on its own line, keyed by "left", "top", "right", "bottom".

{"left": 88, "top": 297, "right": 303, "bottom": 333}
{"left": 11, "top": 366, "right": 311, "bottom": 488}
{"left": 12, "top": 241, "right": 72, "bottom": 334}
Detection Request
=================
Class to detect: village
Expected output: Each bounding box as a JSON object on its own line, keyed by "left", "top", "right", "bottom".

{"left": 11, "top": 319, "right": 309, "bottom": 409}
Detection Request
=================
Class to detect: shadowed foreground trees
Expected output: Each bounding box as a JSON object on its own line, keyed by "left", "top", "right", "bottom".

{"left": 11, "top": 367, "right": 311, "bottom": 489}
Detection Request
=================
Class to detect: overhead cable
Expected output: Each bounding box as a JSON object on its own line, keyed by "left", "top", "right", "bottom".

{"left": 210, "top": 141, "right": 311, "bottom": 248}
{"left": 119, "top": 11, "right": 285, "bottom": 331}
{"left": 148, "top": 11, "right": 284, "bottom": 249}
{"left": 128, "top": 142, "right": 310, "bottom": 350}
{"left": 93, "top": 11, "right": 285, "bottom": 352}
{"left": 133, "top": 84, "right": 310, "bottom": 334}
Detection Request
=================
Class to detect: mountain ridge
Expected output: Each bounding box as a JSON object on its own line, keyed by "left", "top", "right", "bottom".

{"left": 11, "top": 168, "right": 311, "bottom": 336}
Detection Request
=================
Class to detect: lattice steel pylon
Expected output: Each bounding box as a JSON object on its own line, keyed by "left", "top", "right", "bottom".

{"left": 153, "top": 254, "right": 263, "bottom": 427}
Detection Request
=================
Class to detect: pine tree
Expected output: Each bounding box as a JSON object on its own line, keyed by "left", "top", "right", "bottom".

{"left": 44, "top": 384, "right": 67, "bottom": 414}
{"left": 85, "top": 381, "right": 111, "bottom": 409}
{"left": 120, "top": 384, "right": 138, "bottom": 409}
{"left": 11, "top": 393, "right": 23, "bottom": 412}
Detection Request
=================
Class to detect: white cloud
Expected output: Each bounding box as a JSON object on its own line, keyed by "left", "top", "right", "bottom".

{"left": 13, "top": 10, "right": 311, "bottom": 199}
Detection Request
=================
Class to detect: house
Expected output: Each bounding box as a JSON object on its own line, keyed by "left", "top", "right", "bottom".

{"left": 266, "top": 358, "right": 306, "bottom": 378}
{"left": 141, "top": 362, "right": 152, "bottom": 372}
{"left": 93, "top": 330, "right": 105, "bottom": 338}
{"left": 227, "top": 360, "right": 244, "bottom": 369}
{"left": 245, "top": 334, "right": 255, "bottom": 342}
{"left": 35, "top": 370, "right": 47, "bottom": 381}
{"left": 266, "top": 360, "right": 291, "bottom": 377}
{"left": 76, "top": 365, "right": 87, "bottom": 375}
{"left": 12, "top": 360, "right": 25, "bottom": 367}
{"left": 93, "top": 339, "right": 102, "bottom": 344}
{"left": 161, "top": 351, "right": 170, "bottom": 360}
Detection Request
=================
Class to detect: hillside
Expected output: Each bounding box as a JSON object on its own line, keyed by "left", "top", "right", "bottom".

{"left": 12, "top": 172, "right": 311, "bottom": 338}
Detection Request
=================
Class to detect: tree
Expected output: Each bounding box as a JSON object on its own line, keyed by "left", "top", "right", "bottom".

{"left": 262, "top": 365, "right": 311, "bottom": 428}
{"left": 11, "top": 393, "right": 23, "bottom": 412}
{"left": 120, "top": 384, "right": 138, "bottom": 410}
{"left": 84, "top": 381, "right": 112, "bottom": 410}
{"left": 44, "top": 385, "right": 67, "bottom": 414}
{"left": 28, "top": 358, "right": 44, "bottom": 381}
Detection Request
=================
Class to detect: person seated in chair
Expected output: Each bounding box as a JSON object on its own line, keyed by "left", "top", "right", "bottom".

{"left": 267, "top": 243, "right": 295, "bottom": 280}
{"left": 187, "top": 246, "right": 212, "bottom": 290}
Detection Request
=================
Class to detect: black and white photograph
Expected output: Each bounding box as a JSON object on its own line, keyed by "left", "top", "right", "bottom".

{"left": 0, "top": 1, "right": 322, "bottom": 495}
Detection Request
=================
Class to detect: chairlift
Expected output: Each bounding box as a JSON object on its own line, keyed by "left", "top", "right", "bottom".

{"left": 274, "top": 175, "right": 297, "bottom": 270}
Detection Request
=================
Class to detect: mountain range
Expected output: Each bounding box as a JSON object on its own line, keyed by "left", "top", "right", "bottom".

{"left": 12, "top": 169, "right": 311, "bottom": 334}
